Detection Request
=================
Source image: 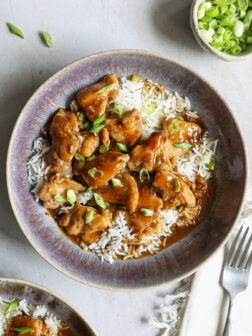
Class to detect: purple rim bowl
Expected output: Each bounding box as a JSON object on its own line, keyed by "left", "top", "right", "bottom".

{"left": 0, "top": 278, "right": 97, "bottom": 335}
{"left": 7, "top": 50, "right": 248, "bottom": 290}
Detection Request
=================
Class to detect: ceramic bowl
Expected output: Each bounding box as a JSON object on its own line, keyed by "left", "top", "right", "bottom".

{"left": 190, "top": 0, "right": 252, "bottom": 61}
{"left": 0, "top": 278, "right": 96, "bottom": 335}
{"left": 7, "top": 50, "right": 247, "bottom": 290}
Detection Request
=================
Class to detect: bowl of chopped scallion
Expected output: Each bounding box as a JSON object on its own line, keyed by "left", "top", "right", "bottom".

{"left": 191, "top": 0, "right": 252, "bottom": 60}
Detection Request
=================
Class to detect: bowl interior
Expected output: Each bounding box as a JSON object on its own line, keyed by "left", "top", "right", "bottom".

{"left": 0, "top": 278, "right": 96, "bottom": 335}
{"left": 7, "top": 50, "right": 247, "bottom": 290}
{"left": 191, "top": 0, "right": 252, "bottom": 61}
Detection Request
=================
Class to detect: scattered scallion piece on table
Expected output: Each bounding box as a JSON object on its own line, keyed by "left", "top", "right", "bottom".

{"left": 12, "top": 327, "right": 35, "bottom": 334}
{"left": 139, "top": 168, "right": 150, "bottom": 182}
{"left": 85, "top": 210, "right": 93, "bottom": 224}
{"left": 74, "top": 152, "right": 85, "bottom": 161}
{"left": 67, "top": 190, "right": 77, "bottom": 205}
{"left": 116, "top": 143, "right": 128, "bottom": 152}
{"left": 96, "top": 84, "right": 115, "bottom": 94}
{"left": 4, "top": 300, "right": 19, "bottom": 315}
{"left": 173, "top": 142, "right": 192, "bottom": 149}
{"left": 88, "top": 168, "right": 104, "bottom": 178}
{"left": 111, "top": 178, "right": 122, "bottom": 187}
{"left": 140, "top": 208, "right": 154, "bottom": 216}
{"left": 94, "top": 193, "right": 107, "bottom": 209}
{"left": 7, "top": 23, "right": 24, "bottom": 39}
{"left": 146, "top": 102, "right": 156, "bottom": 115}
{"left": 42, "top": 31, "right": 53, "bottom": 48}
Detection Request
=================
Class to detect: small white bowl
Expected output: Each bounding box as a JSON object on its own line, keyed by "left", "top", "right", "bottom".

{"left": 190, "top": 0, "right": 252, "bottom": 61}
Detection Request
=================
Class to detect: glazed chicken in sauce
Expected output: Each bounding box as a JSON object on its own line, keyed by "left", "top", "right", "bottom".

{"left": 32, "top": 74, "right": 216, "bottom": 261}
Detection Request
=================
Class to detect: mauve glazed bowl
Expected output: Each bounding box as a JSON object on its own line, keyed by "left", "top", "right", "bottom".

{"left": 0, "top": 278, "right": 96, "bottom": 335}
{"left": 7, "top": 50, "right": 247, "bottom": 290}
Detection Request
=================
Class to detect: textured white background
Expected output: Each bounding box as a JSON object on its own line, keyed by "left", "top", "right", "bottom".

{"left": 0, "top": 0, "right": 251, "bottom": 335}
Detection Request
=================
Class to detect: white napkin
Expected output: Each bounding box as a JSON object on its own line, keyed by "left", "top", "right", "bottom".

{"left": 150, "top": 201, "right": 252, "bottom": 336}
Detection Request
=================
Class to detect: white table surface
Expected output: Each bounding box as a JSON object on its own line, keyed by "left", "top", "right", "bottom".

{"left": 0, "top": 0, "right": 251, "bottom": 335}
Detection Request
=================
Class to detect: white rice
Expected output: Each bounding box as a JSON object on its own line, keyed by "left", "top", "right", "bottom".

{"left": 0, "top": 297, "right": 61, "bottom": 335}
{"left": 26, "top": 77, "right": 217, "bottom": 264}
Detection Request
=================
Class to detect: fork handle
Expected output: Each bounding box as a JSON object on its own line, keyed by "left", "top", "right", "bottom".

{"left": 223, "top": 293, "right": 235, "bottom": 336}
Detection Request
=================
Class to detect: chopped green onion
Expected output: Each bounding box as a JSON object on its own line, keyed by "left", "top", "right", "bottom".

{"left": 85, "top": 210, "right": 93, "bottom": 224}
{"left": 94, "top": 193, "right": 107, "bottom": 209}
{"left": 88, "top": 168, "right": 104, "bottom": 178}
{"left": 146, "top": 102, "right": 156, "bottom": 115}
{"left": 42, "top": 31, "right": 53, "bottom": 48}
{"left": 131, "top": 74, "right": 140, "bottom": 82}
{"left": 247, "top": 36, "right": 252, "bottom": 43}
{"left": 7, "top": 23, "right": 24, "bottom": 39}
{"left": 99, "top": 145, "right": 109, "bottom": 153}
{"left": 89, "top": 123, "right": 105, "bottom": 134}
{"left": 54, "top": 194, "right": 66, "bottom": 203}
{"left": 168, "top": 119, "right": 180, "bottom": 135}
{"left": 206, "top": 6, "right": 220, "bottom": 17}
{"left": 96, "top": 84, "right": 115, "bottom": 94}
{"left": 229, "top": 4, "right": 237, "bottom": 13}
{"left": 174, "top": 179, "right": 182, "bottom": 193}
{"left": 209, "top": 19, "right": 218, "bottom": 29}
{"left": 198, "top": 3, "right": 206, "bottom": 19}
{"left": 237, "top": 0, "right": 249, "bottom": 11}
{"left": 86, "top": 155, "right": 96, "bottom": 161}
{"left": 93, "top": 113, "right": 105, "bottom": 126}
{"left": 111, "top": 178, "right": 123, "bottom": 187}
{"left": 74, "top": 152, "right": 85, "bottom": 161}
{"left": 4, "top": 300, "right": 19, "bottom": 315}
{"left": 12, "top": 327, "right": 35, "bottom": 334}
{"left": 113, "top": 106, "right": 124, "bottom": 116}
{"left": 173, "top": 142, "right": 192, "bottom": 149}
{"left": 116, "top": 143, "right": 128, "bottom": 152}
{"left": 140, "top": 208, "right": 154, "bottom": 216}
{"left": 205, "top": 159, "right": 216, "bottom": 170}
{"left": 139, "top": 168, "right": 150, "bottom": 182}
{"left": 234, "top": 20, "right": 244, "bottom": 36}
{"left": 171, "top": 195, "right": 179, "bottom": 206}
{"left": 78, "top": 113, "right": 85, "bottom": 122}
{"left": 67, "top": 190, "right": 77, "bottom": 205}
{"left": 82, "top": 121, "right": 90, "bottom": 129}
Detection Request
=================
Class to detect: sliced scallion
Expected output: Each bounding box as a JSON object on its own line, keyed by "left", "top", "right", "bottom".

{"left": 111, "top": 178, "right": 122, "bottom": 187}
{"left": 85, "top": 210, "right": 93, "bottom": 224}
{"left": 54, "top": 194, "right": 66, "bottom": 203}
{"left": 42, "top": 31, "right": 53, "bottom": 48}
{"left": 67, "top": 190, "right": 77, "bottom": 205}
{"left": 99, "top": 145, "right": 109, "bottom": 153}
{"left": 96, "top": 84, "right": 115, "bottom": 94}
{"left": 86, "top": 155, "right": 96, "bottom": 161}
{"left": 205, "top": 159, "right": 216, "bottom": 170}
{"left": 93, "top": 113, "right": 105, "bottom": 126}
{"left": 94, "top": 193, "right": 107, "bottom": 209}
{"left": 174, "top": 179, "right": 182, "bottom": 193}
{"left": 168, "top": 119, "right": 180, "bottom": 135}
{"left": 12, "top": 327, "right": 35, "bottom": 334}
{"left": 7, "top": 23, "right": 24, "bottom": 39}
{"left": 113, "top": 106, "right": 123, "bottom": 117}
{"left": 116, "top": 143, "right": 128, "bottom": 152}
{"left": 173, "top": 142, "right": 192, "bottom": 149}
{"left": 139, "top": 168, "right": 150, "bottom": 182}
{"left": 146, "top": 102, "right": 156, "bottom": 115}
{"left": 74, "top": 152, "right": 85, "bottom": 162}
{"left": 78, "top": 113, "right": 85, "bottom": 122}
{"left": 88, "top": 168, "right": 104, "bottom": 178}
{"left": 140, "top": 208, "right": 154, "bottom": 216}
{"left": 4, "top": 300, "right": 19, "bottom": 315}
{"left": 89, "top": 123, "right": 105, "bottom": 134}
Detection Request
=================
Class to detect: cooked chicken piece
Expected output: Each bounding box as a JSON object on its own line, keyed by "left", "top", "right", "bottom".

{"left": 130, "top": 212, "right": 160, "bottom": 234}
{"left": 46, "top": 149, "right": 72, "bottom": 176}
{"left": 137, "top": 186, "right": 163, "bottom": 212}
{"left": 76, "top": 74, "right": 119, "bottom": 122}
{"left": 153, "top": 165, "right": 196, "bottom": 208}
{"left": 75, "top": 151, "right": 129, "bottom": 188}
{"left": 96, "top": 172, "right": 139, "bottom": 212}
{"left": 105, "top": 108, "right": 142, "bottom": 147}
{"left": 7, "top": 314, "right": 43, "bottom": 336}
{"left": 78, "top": 133, "right": 99, "bottom": 157}
{"left": 163, "top": 117, "right": 202, "bottom": 155}
{"left": 100, "top": 127, "right": 110, "bottom": 147}
{"left": 128, "top": 131, "right": 171, "bottom": 172}
{"left": 50, "top": 108, "right": 80, "bottom": 162}
{"left": 39, "top": 174, "right": 86, "bottom": 209}
{"left": 59, "top": 204, "right": 111, "bottom": 244}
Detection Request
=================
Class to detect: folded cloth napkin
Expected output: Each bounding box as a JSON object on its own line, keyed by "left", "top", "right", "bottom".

{"left": 150, "top": 201, "right": 252, "bottom": 336}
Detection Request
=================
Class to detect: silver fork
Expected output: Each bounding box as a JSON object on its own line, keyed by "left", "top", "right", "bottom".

{"left": 221, "top": 226, "right": 252, "bottom": 336}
